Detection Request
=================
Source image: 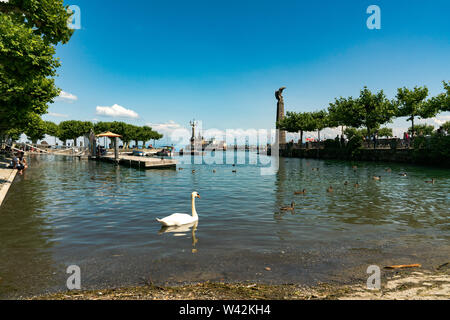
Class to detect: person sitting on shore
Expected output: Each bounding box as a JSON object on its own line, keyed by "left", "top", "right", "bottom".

{"left": 10, "top": 154, "right": 19, "bottom": 169}
{"left": 10, "top": 153, "right": 24, "bottom": 174}
{"left": 20, "top": 156, "right": 28, "bottom": 172}
{"left": 14, "top": 152, "right": 27, "bottom": 175}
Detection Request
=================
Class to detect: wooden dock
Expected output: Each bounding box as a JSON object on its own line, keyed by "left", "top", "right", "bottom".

{"left": 98, "top": 154, "right": 177, "bottom": 169}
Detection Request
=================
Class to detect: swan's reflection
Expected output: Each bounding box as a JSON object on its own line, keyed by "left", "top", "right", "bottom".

{"left": 158, "top": 221, "right": 198, "bottom": 253}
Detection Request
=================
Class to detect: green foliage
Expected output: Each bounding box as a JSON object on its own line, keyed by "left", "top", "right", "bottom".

{"left": 131, "top": 125, "right": 163, "bottom": 146}
{"left": 323, "top": 139, "right": 340, "bottom": 149}
{"left": 441, "top": 121, "right": 450, "bottom": 132}
{"left": 409, "top": 124, "right": 434, "bottom": 136}
{"left": 44, "top": 121, "right": 59, "bottom": 137}
{"left": 4, "top": 128, "right": 22, "bottom": 141}
{"left": 93, "top": 122, "right": 112, "bottom": 134}
{"left": 0, "top": 0, "right": 73, "bottom": 134}
{"left": 24, "top": 114, "right": 47, "bottom": 143}
{"left": 443, "top": 81, "right": 450, "bottom": 112}
{"left": 396, "top": 86, "right": 432, "bottom": 137}
{"left": 0, "top": 0, "right": 74, "bottom": 45}
{"left": 357, "top": 87, "right": 396, "bottom": 136}
{"left": 328, "top": 96, "right": 360, "bottom": 128}
{"left": 328, "top": 87, "right": 396, "bottom": 137}
{"left": 278, "top": 111, "right": 315, "bottom": 132}
{"left": 412, "top": 134, "right": 450, "bottom": 166}
{"left": 309, "top": 110, "right": 329, "bottom": 131}
{"left": 377, "top": 127, "right": 393, "bottom": 138}
{"left": 424, "top": 81, "right": 450, "bottom": 115}
{"left": 344, "top": 127, "right": 360, "bottom": 140}
{"left": 342, "top": 127, "right": 364, "bottom": 156}
{"left": 58, "top": 121, "right": 93, "bottom": 146}
{"left": 92, "top": 121, "right": 163, "bottom": 148}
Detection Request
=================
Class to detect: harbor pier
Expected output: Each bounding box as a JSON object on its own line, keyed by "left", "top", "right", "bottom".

{"left": 97, "top": 154, "right": 177, "bottom": 169}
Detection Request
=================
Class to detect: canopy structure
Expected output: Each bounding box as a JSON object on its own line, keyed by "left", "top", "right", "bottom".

{"left": 96, "top": 131, "right": 122, "bottom": 138}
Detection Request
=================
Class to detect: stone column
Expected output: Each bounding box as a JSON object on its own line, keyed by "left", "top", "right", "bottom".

{"left": 114, "top": 137, "right": 119, "bottom": 162}
{"left": 275, "top": 87, "right": 286, "bottom": 145}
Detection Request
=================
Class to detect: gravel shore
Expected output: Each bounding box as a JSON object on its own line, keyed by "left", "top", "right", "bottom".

{"left": 31, "top": 267, "right": 449, "bottom": 300}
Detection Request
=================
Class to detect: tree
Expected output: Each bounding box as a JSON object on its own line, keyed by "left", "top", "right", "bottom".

{"left": 0, "top": 0, "right": 73, "bottom": 134}
{"left": 424, "top": 81, "right": 450, "bottom": 115}
{"left": 278, "top": 111, "right": 315, "bottom": 146}
{"left": 59, "top": 121, "right": 93, "bottom": 146}
{"left": 44, "top": 121, "right": 59, "bottom": 145}
{"left": 24, "top": 114, "right": 47, "bottom": 144}
{"left": 358, "top": 87, "right": 396, "bottom": 138}
{"left": 329, "top": 87, "right": 396, "bottom": 138}
{"left": 2, "top": 128, "right": 22, "bottom": 142}
{"left": 378, "top": 127, "right": 393, "bottom": 138}
{"left": 443, "top": 81, "right": 450, "bottom": 112}
{"left": 0, "top": 0, "right": 73, "bottom": 45}
{"left": 328, "top": 96, "right": 360, "bottom": 133}
{"left": 409, "top": 124, "right": 434, "bottom": 136}
{"left": 136, "top": 126, "right": 157, "bottom": 147}
{"left": 343, "top": 127, "right": 364, "bottom": 152}
{"left": 441, "top": 121, "right": 450, "bottom": 133}
{"left": 127, "top": 124, "right": 141, "bottom": 148}
{"left": 395, "top": 86, "right": 431, "bottom": 137}
{"left": 93, "top": 122, "right": 112, "bottom": 134}
{"left": 344, "top": 127, "right": 361, "bottom": 140}
{"left": 309, "top": 110, "right": 329, "bottom": 141}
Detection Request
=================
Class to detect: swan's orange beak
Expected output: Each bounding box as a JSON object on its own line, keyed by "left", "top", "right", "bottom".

{"left": 196, "top": 194, "right": 201, "bottom": 198}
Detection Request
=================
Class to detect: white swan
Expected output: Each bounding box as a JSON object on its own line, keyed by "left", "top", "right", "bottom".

{"left": 156, "top": 191, "right": 200, "bottom": 226}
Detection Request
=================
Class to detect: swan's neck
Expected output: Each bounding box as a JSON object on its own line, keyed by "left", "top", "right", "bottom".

{"left": 191, "top": 197, "right": 198, "bottom": 219}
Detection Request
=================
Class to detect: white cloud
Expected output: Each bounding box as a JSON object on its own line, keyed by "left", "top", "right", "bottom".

{"left": 147, "top": 120, "right": 184, "bottom": 135}
{"left": 96, "top": 104, "right": 139, "bottom": 119}
{"left": 56, "top": 91, "right": 78, "bottom": 103}
{"left": 48, "top": 112, "right": 68, "bottom": 118}
{"left": 416, "top": 114, "right": 450, "bottom": 127}
{"left": 146, "top": 120, "right": 188, "bottom": 145}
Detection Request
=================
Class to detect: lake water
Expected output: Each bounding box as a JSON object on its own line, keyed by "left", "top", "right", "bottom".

{"left": 0, "top": 152, "right": 449, "bottom": 298}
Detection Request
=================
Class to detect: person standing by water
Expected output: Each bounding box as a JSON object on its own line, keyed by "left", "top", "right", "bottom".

{"left": 403, "top": 131, "right": 410, "bottom": 148}
{"left": 373, "top": 131, "right": 378, "bottom": 149}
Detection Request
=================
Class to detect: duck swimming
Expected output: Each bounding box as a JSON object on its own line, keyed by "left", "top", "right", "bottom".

{"left": 327, "top": 186, "right": 333, "bottom": 193}
{"left": 294, "top": 189, "right": 306, "bottom": 195}
{"left": 425, "top": 178, "right": 435, "bottom": 184}
{"left": 373, "top": 176, "right": 381, "bottom": 181}
{"left": 280, "top": 201, "right": 295, "bottom": 211}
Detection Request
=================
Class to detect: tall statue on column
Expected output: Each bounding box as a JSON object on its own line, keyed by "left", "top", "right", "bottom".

{"left": 189, "top": 120, "right": 197, "bottom": 149}
{"left": 275, "top": 87, "right": 286, "bottom": 145}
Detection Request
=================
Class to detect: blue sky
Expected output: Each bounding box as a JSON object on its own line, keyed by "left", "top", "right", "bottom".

{"left": 43, "top": 0, "right": 450, "bottom": 143}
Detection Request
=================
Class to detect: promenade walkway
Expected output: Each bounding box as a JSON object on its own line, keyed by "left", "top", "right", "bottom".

{"left": 0, "top": 158, "right": 17, "bottom": 206}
